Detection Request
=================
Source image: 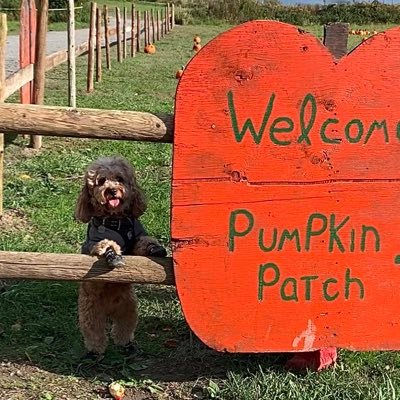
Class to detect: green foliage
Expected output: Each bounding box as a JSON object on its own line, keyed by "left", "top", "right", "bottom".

{"left": 1, "top": 0, "right": 90, "bottom": 23}
{"left": 183, "top": 0, "right": 400, "bottom": 26}
{"left": 0, "top": 0, "right": 21, "bottom": 19}
{"left": 48, "top": 0, "right": 90, "bottom": 23}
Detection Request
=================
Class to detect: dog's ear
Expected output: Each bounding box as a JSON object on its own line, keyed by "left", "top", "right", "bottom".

{"left": 75, "top": 182, "right": 93, "bottom": 223}
{"left": 131, "top": 183, "right": 147, "bottom": 218}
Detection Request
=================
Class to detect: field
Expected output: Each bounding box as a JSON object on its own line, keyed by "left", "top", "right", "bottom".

{"left": 5, "top": 1, "right": 164, "bottom": 34}
{"left": 1, "top": 21, "right": 400, "bottom": 400}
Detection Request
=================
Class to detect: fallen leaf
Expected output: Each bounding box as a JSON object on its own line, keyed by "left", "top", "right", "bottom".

{"left": 11, "top": 323, "right": 21, "bottom": 332}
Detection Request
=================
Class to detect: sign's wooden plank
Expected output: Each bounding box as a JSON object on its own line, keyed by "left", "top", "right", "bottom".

{"left": 172, "top": 21, "right": 400, "bottom": 352}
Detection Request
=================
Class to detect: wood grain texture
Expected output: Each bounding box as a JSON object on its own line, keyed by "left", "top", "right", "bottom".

{"left": 166, "top": 3, "right": 170, "bottom": 32}
{"left": 4, "top": 64, "right": 34, "bottom": 99}
{"left": 131, "top": 4, "right": 135, "bottom": 57}
{"left": 19, "top": 0, "right": 36, "bottom": 105}
{"left": 157, "top": 9, "right": 160, "bottom": 42}
{"left": 67, "top": 0, "right": 76, "bottom": 107}
{"left": 136, "top": 10, "right": 141, "bottom": 52}
{"left": 96, "top": 6, "right": 102, "bottom": 81}
{"left": 0, "top": 251, "right": 174, "bottom": 285}
{"left": 172, "top": 21, "right": 400, "bottom": 352}
{"left": 31, "top": 0, "right": 48, "bottom": 149}
{"left": 0, "top": 13, "right": 6, "bottom": 218}
{"left": 122, "top": 6, "right": 127, "bottom": 59}
{"left": 104, "top": 5, "right": 111, "bottom": 69}
{"left": 323, "top": 22, "right": 349, "bottom": 60}
{"left": 87, "top": 2, "right": 96, "bottom": 92}
{"left": 0, "top": 103, "right": 173, "bottom": 141}
{"left": 116, "top": 7, "right": 121, "bottom": 62}
{"left": 151, "top": 8, "right": 155, "bottom": 44}
{"left": 160, "top": 8, "right": 164, "bottom": 38}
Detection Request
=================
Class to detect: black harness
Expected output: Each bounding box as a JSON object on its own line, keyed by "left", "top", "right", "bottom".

{"left": 81, "top": 216, "right": 148, "bottom": 255}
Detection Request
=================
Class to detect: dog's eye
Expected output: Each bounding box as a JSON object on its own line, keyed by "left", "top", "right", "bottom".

{"left": 116, "top": 176, "right": 124, "bottom": 183}
{"left": 98, "top": 177, "right": 106, "bottom": 186}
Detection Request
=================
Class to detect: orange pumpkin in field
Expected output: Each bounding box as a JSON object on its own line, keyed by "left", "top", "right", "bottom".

{"left": 193, "top": 43, "right": 202, "bottom": 52}
{"left": 176, "top": 66, "right": 185, "bottom": 79}
{"left": 144, "top": 44, "right": 156, "bottom": 54}
{"left": 194, "top": 35, "right": 201, "bottom": 44}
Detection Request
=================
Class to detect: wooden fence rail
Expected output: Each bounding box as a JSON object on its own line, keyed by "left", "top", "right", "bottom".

{"left": 0, "top": 103, "right": 174, "bottom": 142}
{"left": 4, "top": 25, "right": 129, "bottom": 101}
{"left": 0, "top": 251, "right": 174, "bottom": 284}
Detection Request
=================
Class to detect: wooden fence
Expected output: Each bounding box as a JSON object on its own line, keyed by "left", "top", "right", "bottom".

{"left": 0, "top": 2, "right": 175, "bottom": 220}
{"left": 86, "top": 2, "right": 174, "bottom": 93}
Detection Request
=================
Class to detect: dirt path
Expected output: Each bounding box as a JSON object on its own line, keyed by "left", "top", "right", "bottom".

{"left": 5, "top": 26, "right": 91, "bottom": 77}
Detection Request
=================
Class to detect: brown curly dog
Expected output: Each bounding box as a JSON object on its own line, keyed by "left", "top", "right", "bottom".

{"left": 75, "top": 156, "right": 166, "bottom": 355}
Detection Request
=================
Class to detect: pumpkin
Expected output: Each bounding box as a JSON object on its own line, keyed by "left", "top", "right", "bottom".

{"left": 193, "top": 43, "right": 202, "bottom": 52}
{"left": 193, "top": 35, "right": 201, "bottom": 44}
{"left": 144, "top": 44, "right": 156, "bottom": 54}
{"left": 176, "top": 66, "right": 185, "bottom": 79}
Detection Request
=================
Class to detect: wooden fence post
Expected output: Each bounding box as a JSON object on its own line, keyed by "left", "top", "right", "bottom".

{"left": 171, "top": 3, "right": 175, "bottom": 29}
{"left": 0, "top": 13, "right": 6, "bottom": 218}
{"left": 19, "top": 0, "right": 36, "bottom": 141}
{"left": 67, "top": 0, "right": 76, "bottom": 107}
{"left": 161, "top": 8, "right": 164, "bottom": 38}
{"left": 147, "top": 10, "right": 151, "bottom": 44}
{"left": 116, "top": 7, "right": 122, "bottom": 62}
{"left": 130, "top": 4, "right": 135, "bottom": 57}
{"left": 143, "top": 10, "right": 146, "bottom": 45}
{"left": 136, "top": 10, "right": 141, "bottom": 52}
{"left": 31, "top": 0, "right": 48, "bottom": 149}
{"left": 157, "top": 9, "right": 160, "bottom": 42}
{"left": 323, "top": 22, "right": 349, "bottom": 59}
{"left": 151, "top": 8, "right": 155, "bottom": 44}
{"left": 123, "top": 7, "right": 127, "bottom": 59}
{"left": 19, "top": 0, "right": 36, "bottom": 106}
{"left": 87, "top": 2, "right": 96, "bottom": 92}
{"left": 167, "top": 3, "right": 170, "bottom": 33}
{"left": 103, "top": 5, "right": 111, "bottom": 70}
{"left": 165, "top": 5, "right": 168, "bottom": 35}
{"left": 95, "top": 5, "right": 101, "bottom": 82}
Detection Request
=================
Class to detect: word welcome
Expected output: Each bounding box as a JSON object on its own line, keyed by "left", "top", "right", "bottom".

{"left": 228, "top": 91, "right": 397, "bottom": 146}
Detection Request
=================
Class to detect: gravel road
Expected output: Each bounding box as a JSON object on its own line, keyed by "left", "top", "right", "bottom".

{"left": 5, "top": 26, "right": 90, "bottom": 77}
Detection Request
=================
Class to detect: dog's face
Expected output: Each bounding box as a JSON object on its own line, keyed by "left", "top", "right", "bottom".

{"left": 89, "top": 165, "right": 129, "bottom": 213}
{"left": 75, "top": 157, "right": 147, "bottom": 222}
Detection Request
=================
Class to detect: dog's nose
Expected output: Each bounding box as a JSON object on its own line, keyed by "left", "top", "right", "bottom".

{"left": 109, "top": 188, "right": 117, "bottom": 196}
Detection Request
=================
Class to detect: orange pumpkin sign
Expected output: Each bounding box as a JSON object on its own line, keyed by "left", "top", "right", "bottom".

{"left": 172, "top": 21, "right": 400, "bottom": 352}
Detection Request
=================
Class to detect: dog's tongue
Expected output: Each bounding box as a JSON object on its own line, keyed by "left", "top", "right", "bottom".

{"left": 108, "top": 198, "right": 120, "bottom": 208}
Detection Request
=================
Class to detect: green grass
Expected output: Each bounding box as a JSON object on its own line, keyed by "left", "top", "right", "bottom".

{"left": 2, "top": 21, "right": 400, "bottom": 400}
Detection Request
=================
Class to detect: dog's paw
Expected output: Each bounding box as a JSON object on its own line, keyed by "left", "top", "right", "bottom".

{"left": 91, "top": 239, "right": 122, "bottom": 257}
{"left": 104, "top": 246, "right": 125, "bottom": 268}
{"left": 121, "top": 341, "right": 143, "bottom": 357}
{"left": 146, "top": 243, "right": 167, "bottom": 257}
{"left": 82, "top": 351, "right": 105, "bottom": 362}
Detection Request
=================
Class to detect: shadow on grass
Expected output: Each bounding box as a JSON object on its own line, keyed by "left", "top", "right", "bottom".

{"left": 0, "top": 281, "right": 290, "bottom": 384}
{"left": 5, "top": 133, "right": 19, "bottom": 146}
